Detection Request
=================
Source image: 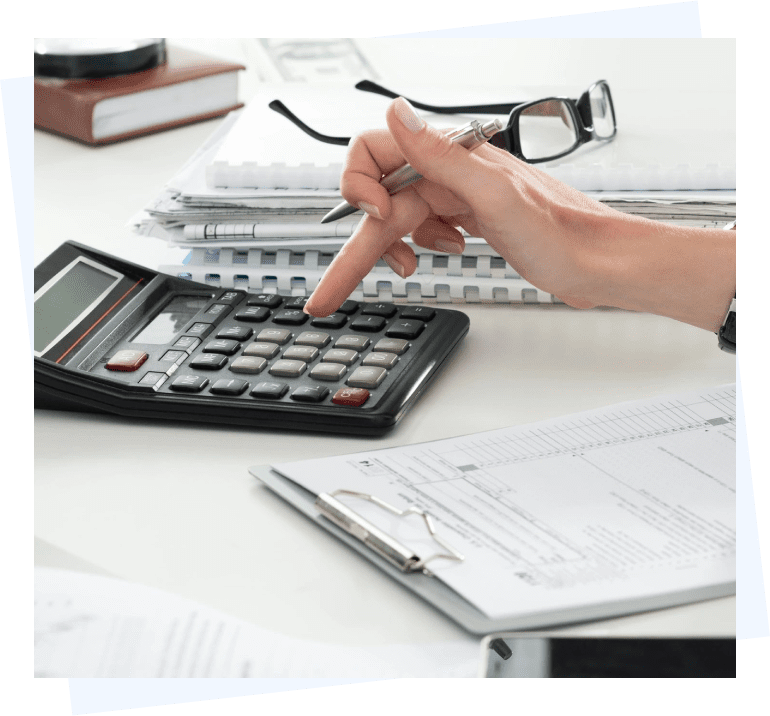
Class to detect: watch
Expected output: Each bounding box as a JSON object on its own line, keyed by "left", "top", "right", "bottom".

{"left": 717, "top": 220, "right": 736, "bottom": 353}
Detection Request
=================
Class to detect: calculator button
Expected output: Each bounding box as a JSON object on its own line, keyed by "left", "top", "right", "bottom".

{"left": 290, "top": 385, "right": 330, "bottom": 403}
{"left": 361, "top": 302, "right": 397, "bottom": 318}
{"left": 336, "top": 300, "right": 360, "bottom": 314}
{"left": 235, "top": 306, "right": 270, "bottom": 322}
{"left": 385, "top": 320, "right": 424, "bottom": 340}
{"left": 399, "top": 306, "right": 435, "bottom": 321}
{"left": 373, "top": 338, "right": 409, "bottom": 355}
{"left": 310, "top": 313, "right": 348, "bottom": 329}
{"left": 272, "top": 309, "right": 309, "bottom": 326}
{"left": 160, "top": 349, "right": 187, "bottom": 364}
{"left": 283, "top": 296, "right": 309, "bottom": 309}
{"left": 322, "top": 349, "right": 359, "bottom": 365}
{"left": 203, "top": 339, "right": 240, "bottom": 355}
{"left": 217, "top": 291, "right": 243, "bottom": 304}
{"left": 173, "top": 336, "right": 201, "bottom": 353}
{"left": 256, "top": 328, "right": 293, "bottom": 345}
{"left": 139, "top": 371, "right": 167, "bottom": 388}
{"left": 334, "top": 335, "right": 370, "bottom": 352}
{"left": 250, "top": 381, "right": 288, "bottom": 399}
{"left": 190, "top": 354, "right": 228, "bottom": 370}
{"left": 295, "top": 331, "right": 330, "bottom": 348}
{"left": 169, "top": 374, "right": 210, "bottom": 392}
{"left": 217, "top": 326, "right": 253, "bottom": 341}
{"left": 282, "top": 345, "right": 319, "bottom": 363}
{"left": 243, "top": 342, "right": 280, "bottom": 359}
{"left": 347, "top": 366, "right": 387, "bottom": 389}
{"left": 269, "top": 359, "right": 307, "bottom": 378}
{"left": 186, "top": 322, "right": 213, "bottom": 338}
{"left": 209, "top": 378, "right": 249, "bottom": 396}
{"left": 106, "top": 350, "right": 148, "bottom": 372}
{"left": 362, "top": 352, "right": 398, "bottom": 369}
{"left": 310, "top": 363, "right": 347, "bottom": 381}
{"left": 332, "top": 387, "right": 370, "bottom": 407}
{"left": 230, "top": 356, "right": 268, "bottom": 374}
{"left": 350, "top": 316, "right": 387, "bottom": 332}
{"left": 247, "top": 294, "right": 283, "bottom": 308}
{"left": 205, "top": 303, "right": 231, "bottom": 318}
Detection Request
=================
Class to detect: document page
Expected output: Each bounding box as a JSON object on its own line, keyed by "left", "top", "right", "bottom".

{"left": 273, "top": 385, "right": 736, "bottom": 621}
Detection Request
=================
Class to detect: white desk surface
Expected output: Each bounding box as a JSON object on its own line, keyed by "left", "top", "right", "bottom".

{"left": 34, "top": 40, "right": 736, "bottom": 650}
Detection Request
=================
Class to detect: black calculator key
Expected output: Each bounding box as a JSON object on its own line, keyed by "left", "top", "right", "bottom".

{"left": 385, "top": 320, "right": 425, "bottom": 340}
{"left": 139, "top": 371, "right": 167, "bottom": 388}
{"left": 186, "top": 322, "right": 213, "bottom": 338}
{"left": 399, "top": 306, "right": 435, "bottom": 321}
{"left": 190, "top": 354, "right": 228, "bottom": 370}
{"left": 283, "top": 296, "right": 310, "bottom": 309}
{"left": 160, "top": 349, "right": 186, "bottom": 364}
{"left": 291, "top": 385, "right": 330, "bottom": 403}
{"left": 169, "top": 374, "right": 209, "bottom": 392}
{"left": 247, "top": 294, "right": 283, "bottom": 308}
{"left": 217, "top": 291, "right": 243, "bottom": 304}
{"left": 350, "top": 315, "right": 387, "bottom": 332}
{"left": 205, "top": 303, "right": 230, "bottom": 318}
{"left": 336, "top": 300, "right": 360, "bottom": 315}
{"left": 203, "top": 339, "right": 240, "bottom": 355}
{"left": 217, "top": 326, "right": 253, "bottom": 341}
{"left": 250, "top": 381, "right": 288, "bottom": 399}
{"left": 209, "top": 378, "right": 249, "bottom": 396}
{"left": 272, "top": 309, "right": 309, "bottom": 326}
{"left": 173, "top": 336, "right": 201, "bottom": 352}
{"left": 361, "top": 302, "right": 397, "bottom": 318}
{"left": 310, "top": 313, "right": 347, "bottom": 329}
{"left": 235, "top": 306, "right": 271, "bottom": 322}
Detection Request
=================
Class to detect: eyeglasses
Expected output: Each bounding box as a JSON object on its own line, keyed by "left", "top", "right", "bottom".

{"left": 269, "top": 79, "right": 616, "bottom": 164}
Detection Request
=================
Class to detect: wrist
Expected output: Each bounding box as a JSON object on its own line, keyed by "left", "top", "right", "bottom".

{"left": 583, "top": 215, "right": 736, "bottom": 332}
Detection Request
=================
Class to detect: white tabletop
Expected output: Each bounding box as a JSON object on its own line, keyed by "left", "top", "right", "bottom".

{"left": 34, "top": 39, "right": 736, "bottom": 650}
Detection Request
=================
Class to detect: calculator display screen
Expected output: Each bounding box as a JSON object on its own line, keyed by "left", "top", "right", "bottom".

{"left": 34, "top": 258, "right": 123, "bottom": 355}
{"left": 131, "top": 295, "right": 208, "bottom": 344}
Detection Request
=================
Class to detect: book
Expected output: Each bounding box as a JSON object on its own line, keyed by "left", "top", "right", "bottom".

{"left": 34, "top": 46, "right": 245, "bottom": 146}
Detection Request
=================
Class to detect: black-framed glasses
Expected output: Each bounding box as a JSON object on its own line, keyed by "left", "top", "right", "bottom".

{"left": 269, "top": 79, "right": 616, "bottom": 164}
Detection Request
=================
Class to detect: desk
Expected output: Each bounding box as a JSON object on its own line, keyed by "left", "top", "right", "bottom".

{"left": 34, "top": 40, "right": 736, "bottom": 655}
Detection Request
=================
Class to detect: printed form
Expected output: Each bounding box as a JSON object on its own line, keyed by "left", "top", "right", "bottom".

{"left": 274, "top": 385, "right": 736, "bottom": 621}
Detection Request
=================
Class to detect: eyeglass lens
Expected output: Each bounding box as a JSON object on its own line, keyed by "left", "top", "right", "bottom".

{"left": 589, "top": 83, "right": 615, "bottom": 139}
{"left": 518, "top": 100, "right": 578, "bottom": 161}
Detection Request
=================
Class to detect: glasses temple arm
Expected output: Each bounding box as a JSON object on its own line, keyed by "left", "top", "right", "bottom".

{"left": 355, "top": 79, "right": 522, "bottom": 115}
{"left": 268, "top": 100, "right": 351, "bottom": 146}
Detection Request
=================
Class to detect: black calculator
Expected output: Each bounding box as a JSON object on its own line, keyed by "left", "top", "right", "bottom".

{"left": 34, "top": 242, "right": 470, "bottom": 435}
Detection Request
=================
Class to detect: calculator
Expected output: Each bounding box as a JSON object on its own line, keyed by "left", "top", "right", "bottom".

{"left": 34, "top": 242, "right": 470, "bottom": 435}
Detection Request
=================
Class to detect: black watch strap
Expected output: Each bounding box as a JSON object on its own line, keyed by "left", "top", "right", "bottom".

{"left": 718, "top": 295, "right": 736, "bottom": 353}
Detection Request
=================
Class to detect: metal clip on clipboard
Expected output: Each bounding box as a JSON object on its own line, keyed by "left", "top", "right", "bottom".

{"left": 314, "top": 490, "right": 464, "bottom": 575}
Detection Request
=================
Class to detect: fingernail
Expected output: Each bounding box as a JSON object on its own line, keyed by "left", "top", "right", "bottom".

{"left": 382, "top": 253, "right": 407, "bottom": 279}
{"left": 434, "top": 239, "right": 463, "bottom": 254}
{"left": 358, "top": 201, "right": 382, "bottom": 220}
{"left": 394, "top": 97, "right": 425, "bottom": 133}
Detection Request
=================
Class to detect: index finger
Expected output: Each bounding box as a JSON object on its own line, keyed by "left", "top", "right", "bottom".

{"left": 304, "top": 188, "right": 431, "bottom": 316}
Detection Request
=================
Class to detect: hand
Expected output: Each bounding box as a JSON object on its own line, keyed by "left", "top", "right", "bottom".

{"left": 304, "top": 98, "right": 735, "bottom": 335}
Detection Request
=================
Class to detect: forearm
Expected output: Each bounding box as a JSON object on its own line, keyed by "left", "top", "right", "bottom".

{"left": 585, "top": 216, "right": 736, "bottom": 332}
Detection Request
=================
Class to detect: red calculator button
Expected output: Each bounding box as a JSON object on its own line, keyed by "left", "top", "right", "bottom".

{"left": 332, "top": 387, "right": 370, "bottom": 407}
{"left": 106, "top": 350, "right": 149, "bottom": 372}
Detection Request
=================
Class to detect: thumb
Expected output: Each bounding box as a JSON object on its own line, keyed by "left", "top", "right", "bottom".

{"left": 385, "top": 97, "right": 494, "bottom": 206}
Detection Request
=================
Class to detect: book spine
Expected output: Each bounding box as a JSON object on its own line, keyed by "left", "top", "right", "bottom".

{"left": 34, "top": 81, "right": 96, "bottom": 144}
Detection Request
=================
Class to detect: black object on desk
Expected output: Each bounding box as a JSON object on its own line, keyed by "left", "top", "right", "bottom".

{"left": 33, "top": 242, "right": 469, "bottom": 435}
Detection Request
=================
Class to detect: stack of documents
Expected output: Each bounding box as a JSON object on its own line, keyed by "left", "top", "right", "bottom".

{"left": 133, "top": 83, "right": 736, "bottom": 304}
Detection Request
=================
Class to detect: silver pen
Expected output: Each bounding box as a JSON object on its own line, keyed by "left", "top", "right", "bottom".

{"left": 320, "top": 118, "right": 503, "bottom": 224}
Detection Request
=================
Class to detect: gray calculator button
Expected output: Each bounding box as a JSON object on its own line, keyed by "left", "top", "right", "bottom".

{"left": 310, "top": 363, "right": 347, "bottom": 381}
{"left": 347, "top": 366, "right": 387, "bottom": 389}
{"left": 256, "top": 328, "right": 293, "bottom": 345}
{"left": 362, "top": 352, "right": 398, "bottom": 369}
{"left": 230, "top": 356, "right": 267, "bottom": 374}
{"left": 294, "top": 331, "right": 331, "bottom": 348}
{"left": 334, "top": 335, "right": 370, "bottom": 352}
{"left": 243, "top": 342, "right": 280, "bottom": 359}
{"left": 283, "top": 345, "right": 319, "bottom": 363}
{"left": 373, "top": 338, "right": 409, "bottom": 355}
{"left": 322, "top": 349, "right": 358, "bottom": 366}
{"left": 269, "top": 359, "right": 307, "bottom": 377}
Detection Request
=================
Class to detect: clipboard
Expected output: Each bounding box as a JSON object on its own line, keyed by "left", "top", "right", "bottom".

{"left": 250, "top": 465, "right": 735, "bottom": 636}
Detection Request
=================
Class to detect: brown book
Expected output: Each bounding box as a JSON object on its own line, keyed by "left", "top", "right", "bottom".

{"left": 34, "top": 46, "right": 245, "bottom": 146}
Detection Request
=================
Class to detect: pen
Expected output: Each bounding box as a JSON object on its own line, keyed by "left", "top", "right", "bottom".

{"left": 320, "top": 118, "right": 503, "bottom": 224}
